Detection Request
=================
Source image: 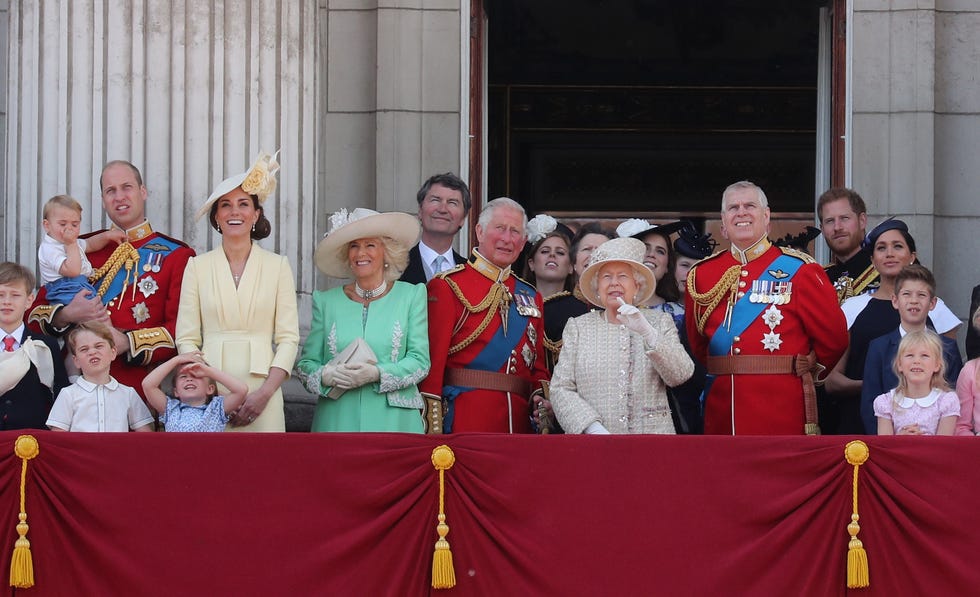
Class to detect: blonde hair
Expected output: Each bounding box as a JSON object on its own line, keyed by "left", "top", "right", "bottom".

{"left": 341, "top": 236, "right": 410, "bottom": 283}
{"left": 43, "top": 194, "right": 83, "bottom": 220}
{"left": 892, "top": 329, "right": 949, "bottom": 404}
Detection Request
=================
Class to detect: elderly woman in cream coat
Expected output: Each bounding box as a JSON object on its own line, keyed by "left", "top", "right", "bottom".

{"left": 550, "top": 237, "right": 694, "bottom": 434}
{"left": 176, "top": 152, "right": 299, "bottom": 432}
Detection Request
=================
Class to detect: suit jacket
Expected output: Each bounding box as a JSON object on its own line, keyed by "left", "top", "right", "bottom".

{"left": 0, "top": 329, "right": 69, "bottom": 430}
{"left": 967, "top": 284, "right": 980, "bottom": 361}
{"left": 860, "top": 328, "right": 963, "bottom": 434}
{"left": 400, "top": 244, "right": 466, "bottom": 285}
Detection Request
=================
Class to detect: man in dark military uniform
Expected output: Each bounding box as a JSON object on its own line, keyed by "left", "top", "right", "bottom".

{"left": 818, "top": 187, "right": 877, "bottom": 303}
{"left": 686, "top": 181, "right": 848, "bottom": 435}
{"left": 28, "top": 160, "right": 195, "bottom": 400}
{"left": 421, "top": 197, "right": 548, "bottom": 433}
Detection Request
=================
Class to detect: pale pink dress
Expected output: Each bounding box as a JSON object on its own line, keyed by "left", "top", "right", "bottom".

{"left": 873, "top": 389, "right": 959, "bottom": 435}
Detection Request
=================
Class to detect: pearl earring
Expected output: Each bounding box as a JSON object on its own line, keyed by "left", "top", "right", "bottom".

{"left": 252, "top": 223, "right": 256, "bottom": 233}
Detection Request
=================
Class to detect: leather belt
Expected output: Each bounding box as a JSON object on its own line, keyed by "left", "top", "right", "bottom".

{"left": 445, "top": 368, "right": 532, "bottom": 397}
{"left": 707, "top": 352, "right": 820, "bottom": 435}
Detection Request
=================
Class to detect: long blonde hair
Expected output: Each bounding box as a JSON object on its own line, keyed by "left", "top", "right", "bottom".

{"left": 892, "top": 329, "right": 949, "bottom": 405}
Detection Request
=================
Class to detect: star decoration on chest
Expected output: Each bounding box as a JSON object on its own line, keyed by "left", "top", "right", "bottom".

{"left": 761, "top": 331, "right": 783, "bottom": 352}
{"left": 762, "top": 305, "right": 784, "bottom": 330}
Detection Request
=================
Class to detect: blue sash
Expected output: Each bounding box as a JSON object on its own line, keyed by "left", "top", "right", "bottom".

{"left": 702, "top": 254, "right": 804, "bottom": 401}
{"left": 97, "top": 237, "right": 182, "bottom": 304}
{"left": 707, "top": 254, "right": 804, "bottom": 356}
{"left": 442, "top": 278, "right": 535, "bottom": 432}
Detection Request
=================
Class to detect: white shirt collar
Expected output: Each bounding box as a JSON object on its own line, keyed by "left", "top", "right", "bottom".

{"left": 418, "top": 240, "right": 455, "bottom": 279}
{"left": 76, "top": 376, "right": 120, "bottom": 392}
{"left": 2, "top": 323, "right": 25, "bottom": 345}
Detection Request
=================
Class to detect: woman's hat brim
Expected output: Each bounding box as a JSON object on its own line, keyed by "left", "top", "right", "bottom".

{"left": 578, "top": 237, "right": 657, "bottom": 308}
{"left": 314, "top": 211, "right": 421, "bottom": 278}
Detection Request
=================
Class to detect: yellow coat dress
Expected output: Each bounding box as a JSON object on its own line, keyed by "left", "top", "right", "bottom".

{"left": 176, "top": 244, "right": 300, "bottom": 432}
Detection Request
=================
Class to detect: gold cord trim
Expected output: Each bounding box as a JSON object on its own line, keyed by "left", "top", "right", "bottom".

{"left": 687, "top": 264, "right": 741, "bottom": 334}
{"left": 88, "top": 242, "right": 140, "bottom": 299}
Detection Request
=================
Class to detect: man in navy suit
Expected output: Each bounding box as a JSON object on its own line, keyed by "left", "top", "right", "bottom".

{"left": 0, "top": 262, "right": 69, "bottom": 430}
{"left": 400, "top": 173, "right": 470, "bottom": 284}
{"left": 860, "top": 265, "right": 962, "bottom": 433}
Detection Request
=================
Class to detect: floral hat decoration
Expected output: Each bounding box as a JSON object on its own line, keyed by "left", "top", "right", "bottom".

{"left": 314, "top": 207, "right": 421, "bottom": 278}
{"left": 525, "top": 214, "right": 574, "bottom": 246}
{"left": 615, "top": 218, "right": 687, "bottom": 241}
{"left": 195, "top": 150, "right": 281, "bottom": 221}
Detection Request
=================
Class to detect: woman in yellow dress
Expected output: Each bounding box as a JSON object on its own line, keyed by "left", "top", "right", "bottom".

{"left": 176, "top": 152, "right": 299, "bottom": 431}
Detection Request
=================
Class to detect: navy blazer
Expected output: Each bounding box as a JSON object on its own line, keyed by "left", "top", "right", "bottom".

{"left": 860, "top": 328, "right": 963, "bottom": 434}
{"left": 400, "top": 244, "right": 466, "bottom": 285}
{"left": 0, "top": 329, "right": 69, "bottom": 430}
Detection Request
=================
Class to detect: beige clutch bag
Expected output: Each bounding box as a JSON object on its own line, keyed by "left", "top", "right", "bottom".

{"left": 326, "top": 338, "right": 378, "bottom": 399}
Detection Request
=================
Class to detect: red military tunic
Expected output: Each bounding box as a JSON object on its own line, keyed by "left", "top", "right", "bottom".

{"left": 685, "top": 238, "right": 847, "bottom": 435}
{"left": 28, "top": 221, "right": 195, "bottom": 400}
{"left": 420, "top": 250, "right": 549, "bottom": 433}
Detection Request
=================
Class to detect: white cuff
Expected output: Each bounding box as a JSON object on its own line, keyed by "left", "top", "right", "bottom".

{"left": 584, "top": 421, "right": 611, "bottom": 435}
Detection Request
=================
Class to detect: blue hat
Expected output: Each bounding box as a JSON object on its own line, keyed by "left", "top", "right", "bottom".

{"left": 673, "top": 223, "right": 718, "bottom": 259}
{"left": 861, "top": 217, "right": 909, "bottom": 251}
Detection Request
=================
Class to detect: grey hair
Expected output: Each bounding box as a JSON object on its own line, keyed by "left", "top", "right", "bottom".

{"left": 477, "top": 197, "right": 528, "bottom": 238}
{"left": 721, "top": 180, "right": 768, "bottom": 212}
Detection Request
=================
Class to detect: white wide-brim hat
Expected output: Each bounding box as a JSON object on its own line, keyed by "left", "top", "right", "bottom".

{"left": 314, "top": 208, "right": 421, "bottom": 278}
{"left": 195, "top": 151, "right": 280, "bottom": 221}
{"left": 578, "top": 237, "right": 656, "bottom": 308}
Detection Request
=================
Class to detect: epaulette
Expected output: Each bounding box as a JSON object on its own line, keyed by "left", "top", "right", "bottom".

{"left": 690, "top": 249, "right": 727, "bottom": 271}
{"left": 543, "top": 290, "right": 571, "bottom": 303}
{"left": 778, "top": 246, "right": 816, "bottom": 264}
{"left": 151, "top": 231, "right": 192, "bottom": 249}
{"left": 513, "top": 273, "right": 536, "bottom": 289}
{"left": 433, "top": 264, "right": 465, "bottom": 279}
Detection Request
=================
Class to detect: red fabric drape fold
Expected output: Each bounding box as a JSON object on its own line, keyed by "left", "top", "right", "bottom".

{"left": 0, "top": 432, "right": 976, "bottom": 596}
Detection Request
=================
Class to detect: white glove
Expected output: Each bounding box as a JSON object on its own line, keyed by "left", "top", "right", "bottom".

{"left": 615, "top": 297, "right": 658, "bottom": 348}
{"left": 333, "top": 363, "right": 380, "bottom": 389}
{"left": 584, "top": 421, "right": 611, "bottom": 435}
{"left": 321, "top": 364, "right": 340, "bottom": 387}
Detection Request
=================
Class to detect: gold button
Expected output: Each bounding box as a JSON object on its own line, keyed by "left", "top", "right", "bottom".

{"left": 733, "top": 336, "right": 741, "bottom": 343}
{"left": 741, "top": 270, "right": 748, "bottom": 277}
{"left": 737, "top": 292, "right": 745, "bottom": 298}
{"left": 738, "top": 281, "right": 746, "bottom": 288}
{"left": 734, "top": 348, "right": 741, "bottom": 355}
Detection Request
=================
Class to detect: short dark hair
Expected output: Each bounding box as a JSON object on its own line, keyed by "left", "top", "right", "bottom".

{"left": 416, "top": 173, "right": 471, "bottom": 212}
{"left": 569, "top": 222, "right": 614, "bottom": 261}
{"left": 0, "top": 262, "right": 36, "bottom": 292}
{"left": 817, "top": 188, "right": 866, "bottom": 221}
{"left": 100, "top": 160, "right": 145, "bottom": 192}
{"left": 895, "top": 264, "right": 936, "bottom": 297}
{"left": 209, "top": 195, "right": 272, "bottom": 241}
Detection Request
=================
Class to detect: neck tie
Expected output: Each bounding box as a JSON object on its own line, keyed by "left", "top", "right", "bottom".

{"left": 2, "top": 336, "right": 15, "bottom": 352}
{"left": 433, "top": 256, "right": 448, "bottom": 275}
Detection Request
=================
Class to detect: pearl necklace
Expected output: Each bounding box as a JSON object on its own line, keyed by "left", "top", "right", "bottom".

{"left": 355, "top": 279, "right": 387, "bottom": 300}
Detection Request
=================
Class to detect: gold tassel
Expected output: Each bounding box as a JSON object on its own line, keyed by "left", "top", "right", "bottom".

{"left": 10, "top": 435, "right": 39, "bottom": 589}
{"left": 431, "top": 445, "right": 456, "bottom": 589}
{"left": 844, "top": 440, "right": 870, "bottom": 589}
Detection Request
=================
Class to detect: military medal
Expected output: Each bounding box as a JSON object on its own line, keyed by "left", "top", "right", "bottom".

{"left": 514, "top": 292, "right": 541, "bottom": 318}
{"left": 152, "top": 253, "right": 162, "bottom": 273}
{"left": 132, "top": 302, "right": 150, "bottom": 324}
{"left": 761, "top": 304, "right": 784, "bottom": 352}
{"left": 137, "top": 276, "right": 159, "bottom": 298}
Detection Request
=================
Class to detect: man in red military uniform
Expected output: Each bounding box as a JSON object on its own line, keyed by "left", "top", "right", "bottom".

{"left": 28, "top": 160, "right": 195, "bottom": 400}
{"left": 685, "top": 181, "right": 848, "bottom": 435}
{"left": 421, "top": 197, "right": 548, "bottom": 433}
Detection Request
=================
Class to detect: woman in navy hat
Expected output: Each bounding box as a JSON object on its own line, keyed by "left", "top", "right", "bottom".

{"left": 824, "top": 218, "right": 961, "bottom": 433}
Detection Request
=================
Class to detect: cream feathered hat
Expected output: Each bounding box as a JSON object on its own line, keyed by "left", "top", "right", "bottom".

{"left": 195, "top": 151, "right": 280, "bottom": 221}
{"left": 314, "top": 208, "right": 421, "bottom": 278}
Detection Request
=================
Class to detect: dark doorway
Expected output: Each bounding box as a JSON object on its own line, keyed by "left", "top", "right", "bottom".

{"left": 484, "top": 1, "right": 830, "bottom": 220}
